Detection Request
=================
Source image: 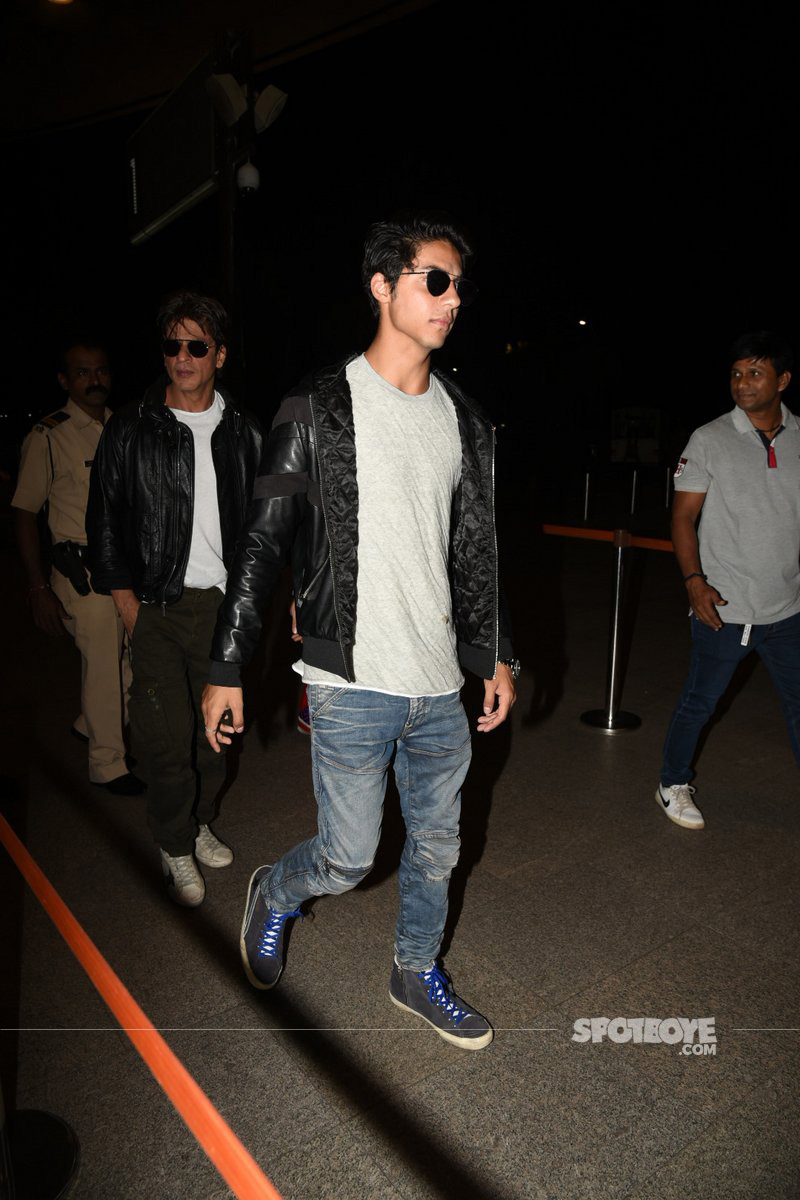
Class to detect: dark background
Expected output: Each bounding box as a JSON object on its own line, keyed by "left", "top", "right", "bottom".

{"left": 2, "top": 0, "right": 798, "bottom": 521}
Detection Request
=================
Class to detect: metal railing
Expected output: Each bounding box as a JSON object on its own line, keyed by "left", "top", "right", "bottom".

{"left": 542, "top": 524, "right": 674, "bottom": 733}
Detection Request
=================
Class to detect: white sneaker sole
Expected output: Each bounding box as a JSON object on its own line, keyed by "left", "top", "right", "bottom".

{"left": 389, "top": 990, "right": 494, "bottom": 1050}
{"left": 655, "top": 787, "right": 705, "bottom": 830}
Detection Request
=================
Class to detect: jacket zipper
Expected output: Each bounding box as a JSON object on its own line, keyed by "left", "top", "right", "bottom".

{"left": 295, "top": 559, "right": 329, "bottom": 609}
{"left": 441, "top": 369, "right": 499, "bottom": 677}
{"left": 309, "top": 392, "right": 353, "bottom": 681}
{"left": 153, "top": 429, "right": 163, "bottom": 597}
{"left": 160, "top": 421, "right": 192, "bottom": 611}
{"left": 223, "top": 409, "right": 244, "bottom": 526}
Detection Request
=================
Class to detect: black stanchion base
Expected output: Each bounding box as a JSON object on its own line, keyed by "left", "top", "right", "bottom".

{"left": 8, "top": 1110, "right": 80, "bottom": 1200}
{"left": 580, "top": 710, "right": 642, "bottom": 734}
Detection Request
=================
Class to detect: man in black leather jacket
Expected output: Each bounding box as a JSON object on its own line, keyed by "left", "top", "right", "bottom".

{"left": 87, "top": 291, "right": 263, "bottom": 907}
{"left": 203, "top": 216, "right": 517, "bottom": 1048}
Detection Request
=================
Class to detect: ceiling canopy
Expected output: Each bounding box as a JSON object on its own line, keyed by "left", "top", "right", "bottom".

{"left": 2, "top": 0, "right": 430, "bottom": 135}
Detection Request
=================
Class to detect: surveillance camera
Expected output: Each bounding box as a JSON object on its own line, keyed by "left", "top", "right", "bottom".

{"left": 237, "top": 161, "right": 260, "bottom": 194}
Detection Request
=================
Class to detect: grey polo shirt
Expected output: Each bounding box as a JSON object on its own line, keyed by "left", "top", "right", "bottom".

{"left": 674, "top": 403, "right": 800, "bottom": 624}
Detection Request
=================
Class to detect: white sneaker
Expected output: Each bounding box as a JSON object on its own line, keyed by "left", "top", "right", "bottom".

{"left": 195, "top": 824, "right": 234, "bottom": 868}
{"left": 656, "top": 783, "right": 705, "bottom": 830}
{"left": 160, "top": 850, "right": 206, "bottom": 906}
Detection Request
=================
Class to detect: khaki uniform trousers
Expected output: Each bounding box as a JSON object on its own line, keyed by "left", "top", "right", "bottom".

{"left": 50, "top": 569, "right": 128, "bottom": 783}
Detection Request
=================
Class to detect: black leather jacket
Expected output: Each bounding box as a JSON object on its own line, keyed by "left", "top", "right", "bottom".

{"left": 86, "top": 378, "right": 264, "bottom": 606}
{"left": 209, "top": 357, "right": 513, "bottom": 685}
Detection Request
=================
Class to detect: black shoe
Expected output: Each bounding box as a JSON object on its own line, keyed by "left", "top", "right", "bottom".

{"left": 389, "top": 962, "right": 494, "bottom": 1050}
{"left": 94, "top": 772, "right": 147, "bottom": 796}
{"left": 240, "top": 865, "right": 302, "bottom": 990}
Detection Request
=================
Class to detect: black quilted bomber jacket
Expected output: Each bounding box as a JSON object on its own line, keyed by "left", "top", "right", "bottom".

{"left": 208, "top": 356, "right": 514, "bottom": 686}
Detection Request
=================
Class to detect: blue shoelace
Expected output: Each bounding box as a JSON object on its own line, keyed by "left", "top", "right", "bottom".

{"left": 419, "top": 965, "right": 469, "bottom": 1025}
{"left": 257, "top": 908, "right": 302, "bottom": 959}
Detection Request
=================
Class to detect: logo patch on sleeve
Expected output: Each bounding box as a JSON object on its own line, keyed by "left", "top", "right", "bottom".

{"left": 674, "top": 457, "right": 687, "bottom": 478}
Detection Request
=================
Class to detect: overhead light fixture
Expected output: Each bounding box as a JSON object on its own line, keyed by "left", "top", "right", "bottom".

{"left": 205, "top": 73, "right": 248, "bottom": 127}
{"left": 254, "top": 85, "right": 288, "bottom": 133}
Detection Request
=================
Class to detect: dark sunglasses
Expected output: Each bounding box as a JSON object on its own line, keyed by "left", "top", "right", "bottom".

{"left": 161, "top": 338, "right": 213, "bottom": 359}
{"left": 399, "top": 268, "right": 477, "bottom": 307}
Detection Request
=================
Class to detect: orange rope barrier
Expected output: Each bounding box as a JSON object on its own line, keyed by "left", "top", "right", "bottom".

{"left": 0, "top": 813, "right": 283, "bottom": 1200}
{"left": 628, "top": 534, "right": 673, "bottom": 552}
{"left": 541, "top": 524, "right": 615, "bottom": 542}
{"left": 542, "top": 524, "right": 673, "bottom": 553}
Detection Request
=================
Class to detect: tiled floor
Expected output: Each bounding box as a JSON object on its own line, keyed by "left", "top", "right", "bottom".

{"left": 2, "top": 533, "right": 798, "bottom": 1199}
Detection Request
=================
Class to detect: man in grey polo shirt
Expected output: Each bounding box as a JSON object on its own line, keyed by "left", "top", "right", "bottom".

{"left": 657, "top": 331, "right": 800, "bottom": 829}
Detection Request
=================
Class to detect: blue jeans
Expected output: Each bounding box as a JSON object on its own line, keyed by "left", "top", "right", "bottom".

{"left": 661, "top": 611, "right": 800, "bottom": 785}
{"left": 260, "top": 686, "right": 472, "bottom": 971}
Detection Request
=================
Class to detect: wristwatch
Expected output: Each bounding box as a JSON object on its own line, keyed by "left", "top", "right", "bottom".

{"left": 498, "top": 657, "right": 521, "bottom": 680}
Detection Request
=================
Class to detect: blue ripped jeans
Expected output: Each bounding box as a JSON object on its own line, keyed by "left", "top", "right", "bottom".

{"left": 661, "top": 611, "right": 800, "bottom": 785}
{"left": 260, "top": 686, "right": 472, "bottom": 971}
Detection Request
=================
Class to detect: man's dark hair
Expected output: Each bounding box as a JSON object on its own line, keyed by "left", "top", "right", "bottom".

{"left": 57, "top": 338, "right": 109, "bottom": 374}
{"left": 729, "top": 331, "right": 793, "bottom": 377}
{"left": 157, "top": 290, "right": 229, "bottom": 349}
{"left": 361, "top": 213, "right": 474, "bottom": 316}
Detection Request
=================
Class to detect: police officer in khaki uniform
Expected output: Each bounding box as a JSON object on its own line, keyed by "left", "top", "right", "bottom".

{"left": 12, "top": 341, "right": 145, "bottom": 795}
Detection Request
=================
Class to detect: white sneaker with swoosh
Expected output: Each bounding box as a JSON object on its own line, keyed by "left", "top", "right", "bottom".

{"left": 656, "top": 783, "right": 704, "bottom": 829}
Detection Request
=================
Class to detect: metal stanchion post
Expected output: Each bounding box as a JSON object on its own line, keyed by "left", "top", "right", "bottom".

{"left": 1, "top": 1074, "right": 79, "bottom": 1200}
{"left": 581, "top": 529, "right": 641, "bottom": 733}
{"left": 630, "top": 468, "right": 638, "bottom": 515}
{"left": 583, "top": 471, "right": 590, "bottom": 522}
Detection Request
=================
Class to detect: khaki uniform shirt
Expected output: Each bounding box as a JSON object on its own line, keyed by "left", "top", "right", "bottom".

{"left": 12, "top": 398, "right": 110, "bottom": 544}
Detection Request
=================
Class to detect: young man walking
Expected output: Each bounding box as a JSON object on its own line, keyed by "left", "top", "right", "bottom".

{"left": 203, "top": 216, "right": 517, "bottom": 1048}
{"left": 87, "top": 293, "right": 263, "bottom": 904}
{"left": 658, "top": 331, "right": 800, "bottom": 829}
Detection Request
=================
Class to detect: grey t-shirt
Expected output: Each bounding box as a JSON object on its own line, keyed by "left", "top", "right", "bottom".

{"left": 674, "top": 402, "right": 800, "bottom": 624}
{"left": 300, "top": 354, "right": 464, "bottom": 696}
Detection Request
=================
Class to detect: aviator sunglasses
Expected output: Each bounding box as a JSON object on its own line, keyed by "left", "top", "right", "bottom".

{"left": 398, "top": 268, "right": 478, "bottom": 307}
{"left": 161, "top": 337, "right": 215, "bottom": 359}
